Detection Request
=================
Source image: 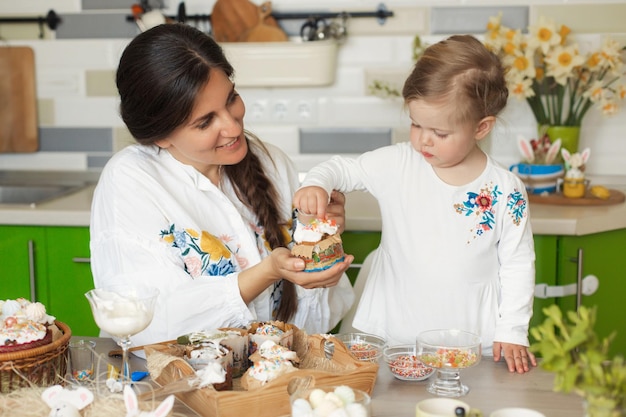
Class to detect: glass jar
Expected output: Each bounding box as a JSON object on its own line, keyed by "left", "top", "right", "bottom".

{"left": 562, "top": 178, "right": 588, "bottom": 198}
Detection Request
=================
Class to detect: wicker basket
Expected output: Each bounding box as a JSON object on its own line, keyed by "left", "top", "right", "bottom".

{"left": 0, "top": 321, "right": 71, "bottom": 393}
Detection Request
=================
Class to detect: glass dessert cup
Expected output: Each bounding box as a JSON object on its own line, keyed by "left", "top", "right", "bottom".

{"left": 416, "top": 329, "right": 481, "bottom": 397}
{"left": 85, "top": 285, "right": 159, "bottom": 385}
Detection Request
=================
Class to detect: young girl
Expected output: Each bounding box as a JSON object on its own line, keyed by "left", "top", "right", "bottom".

{"left": 294, "top": 35, "right": 537, "bottom": 374}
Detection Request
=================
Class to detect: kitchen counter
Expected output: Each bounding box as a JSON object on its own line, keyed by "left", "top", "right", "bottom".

{"left": 1, "top": 172, "right": 626, "bottom": 236}
{"left": 85, "top": 336, "right": 583, "bottom": 417}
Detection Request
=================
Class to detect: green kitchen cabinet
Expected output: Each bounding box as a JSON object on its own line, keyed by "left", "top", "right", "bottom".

{"left": 0, "top": 226, "right": 47, "bottom": 301}
{"left": 44, "top": 227, "right": 98, "bottom": 337}
{"left": 341, "top": 231, "right": 381, "bottom": 285}
{"left": 533, "top": 229, "right": 626, "bottom": 356}
{"left": 0, "top": 225, "right": 98, "bottom": 337}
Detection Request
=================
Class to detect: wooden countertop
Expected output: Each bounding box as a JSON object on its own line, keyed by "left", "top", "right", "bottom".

{"left": 84, "top": 336, "right": 583, "bottom": 417}
{"left": 1, "top": 173, "right": 626, "bottom": 236}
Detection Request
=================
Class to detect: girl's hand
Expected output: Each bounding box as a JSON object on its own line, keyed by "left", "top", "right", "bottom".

{"left": 293, "top": 186, "right": 330, "bottom": 220}
{"left": 493, "top": 341, "right": 537, "bottom": 374}
{"left": 326, "top": 190, "right": 346, "bottom": 234}
{"left": 269, "top": 247, "right": 353, "bottom": 289}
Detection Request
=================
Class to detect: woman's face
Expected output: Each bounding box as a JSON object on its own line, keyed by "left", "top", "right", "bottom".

{"left": 156, "top": 69, "right": 247, "bottom": 179}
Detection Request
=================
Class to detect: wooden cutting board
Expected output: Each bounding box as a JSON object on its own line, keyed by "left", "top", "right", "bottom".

{"left": 529, "top": 188, "right": 626, "bottom": 206}
{"left": 0, "top": 46, "right": 38, "bottom": 153}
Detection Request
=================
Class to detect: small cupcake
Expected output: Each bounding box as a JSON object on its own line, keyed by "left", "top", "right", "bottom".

{"left": 291, "top": 216, "right": 345, "bottom": 272}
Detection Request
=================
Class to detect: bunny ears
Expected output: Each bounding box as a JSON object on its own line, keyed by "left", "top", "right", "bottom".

{"left": 124, "top": 385, "right": 175, "bottom": 417}
{"left": 561, "top": 148, "right": 591, "bottom": 173}
{"left": 41, "top": 385, "right": 175, "bottom": 417}
{"left": 517, "top": 134, "right": 562, "bottom": 165}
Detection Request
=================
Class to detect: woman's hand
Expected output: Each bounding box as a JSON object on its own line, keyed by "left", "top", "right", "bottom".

{"left": 493, "top": 341, "right": 537, "bottom": 374}
{"left": 269, "top": 247, "right": 353, "bottom": 289}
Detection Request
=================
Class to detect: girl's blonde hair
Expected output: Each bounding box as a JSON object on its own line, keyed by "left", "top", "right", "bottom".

{"left": 402, "top": 34, "right": 509, "bottom": 126}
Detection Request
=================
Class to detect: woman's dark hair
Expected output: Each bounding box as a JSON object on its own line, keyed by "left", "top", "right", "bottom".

{"left": 116, "top": 23, "right": 297, "bottom": 321}
{"left": 402, "top": 34, "right": 509, "bottom": 126}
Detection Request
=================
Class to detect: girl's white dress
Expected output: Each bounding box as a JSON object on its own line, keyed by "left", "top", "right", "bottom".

{"left": 90, "top": 141, "right": 354, "bottom": 347}
{"left": 300, "top": 142, "right": 535, "bottom": 355}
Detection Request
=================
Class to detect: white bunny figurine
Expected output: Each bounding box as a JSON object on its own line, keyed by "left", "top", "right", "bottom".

{"left": 124, "top": 385, "right": 175, "bottom": 417}
{"left": 41, "top": 385, "right": 94, "bottom": 417}
{"left": 561, "top": 148, "right": 591, "bottom": 179}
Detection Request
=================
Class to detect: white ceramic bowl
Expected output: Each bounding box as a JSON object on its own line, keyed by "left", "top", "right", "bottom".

{"left": 383, "top": 344, "right": 434, "bottom": 381}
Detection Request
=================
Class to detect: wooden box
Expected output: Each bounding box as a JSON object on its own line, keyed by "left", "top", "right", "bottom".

{"left": 144, "top": 333, "right": 378, "bottom": 417}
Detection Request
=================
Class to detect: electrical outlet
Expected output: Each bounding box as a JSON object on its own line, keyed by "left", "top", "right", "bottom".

{"left": 295, "top": 99, "right": 317, "bottom": 123}
{"left": 249, "top": 99, "right": 270, "bottom": 122}
{"left": 271, "top": 99, "right": 291, "bottom": 122}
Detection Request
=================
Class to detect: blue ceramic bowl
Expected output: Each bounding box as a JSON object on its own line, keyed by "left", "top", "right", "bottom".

{"left": 509, "top": 163, "right": 564, "bottom": 194}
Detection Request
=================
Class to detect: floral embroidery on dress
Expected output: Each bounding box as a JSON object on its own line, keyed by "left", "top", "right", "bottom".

{"left": 506, "top": 189, "right": 527, "bottom": 226}
{"left": 160, "top": 225, "right": 237, "bottom": 278}
{"left": 454, "top": 183, "right": 502, "bottom": 243}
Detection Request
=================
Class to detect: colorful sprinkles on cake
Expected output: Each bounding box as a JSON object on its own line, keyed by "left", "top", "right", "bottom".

{"left": 255, "top": 323, "right": 284, "bottom": 336}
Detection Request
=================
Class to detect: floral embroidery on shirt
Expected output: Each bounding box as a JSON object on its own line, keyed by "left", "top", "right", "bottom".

{"left": 160, "top": 225, "right": 236, "bottom": 278}
{"left": 506, "top": 189, "right": 527, "bottom": 226}
{"left": 454, "top": 183, "right": 502, "bottom": 243}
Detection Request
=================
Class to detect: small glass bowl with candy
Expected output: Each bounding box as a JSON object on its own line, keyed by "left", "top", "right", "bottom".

{"left": 383, "top": 344, "right": 434, "bottom": 381}
{"left": 334, "top": 332, "right": 386, "bottom": 362}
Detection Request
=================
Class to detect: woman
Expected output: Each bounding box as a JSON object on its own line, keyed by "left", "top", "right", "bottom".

{"left": 89, "top": 23, "right": 354, "bottom": 347}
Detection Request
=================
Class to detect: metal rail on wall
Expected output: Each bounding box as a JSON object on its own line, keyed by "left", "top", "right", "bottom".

{"left": 0, "top": 10, "right": 62, "bottom": 39}
{"left": 126, "top": 2, "right": 394, "bottom": 26}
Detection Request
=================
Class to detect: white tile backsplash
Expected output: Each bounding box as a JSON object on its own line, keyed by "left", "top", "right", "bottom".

{"left": 1, "top": 1, "right": 625, "bottom": 176}
{"left": 53, "top": 97, "right": 122, "bottom": 127}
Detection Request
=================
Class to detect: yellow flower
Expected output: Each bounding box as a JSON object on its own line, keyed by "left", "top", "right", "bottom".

{"left": 583, "top": 80, "right": 606, "bottom": 102}
{"left": 484, "top": 14, "right": 626, "bottom": 125}
{"left": 545, "top": 44, "right": 585, "bottom": 85}
{"left": 199, "top": 231, "right": 231, "bottom": 261}
{"left": 601, "top": 99, "right": 619, "bottom": 116}
{"left": 528, "top": 16, "right": 561, "bottom": 55}
{"left": 186, "top": 229, "right": 200, "bottom": 238}
{"left": 507, "top": 73, "right": 535, "bottom": 99}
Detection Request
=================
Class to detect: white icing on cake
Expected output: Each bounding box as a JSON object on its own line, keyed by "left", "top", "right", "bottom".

{"left": 293, "top": 218, "right": 339, "bottom": 243}
{"left": 0, "top": 298, "right": 55, "bottom": 346}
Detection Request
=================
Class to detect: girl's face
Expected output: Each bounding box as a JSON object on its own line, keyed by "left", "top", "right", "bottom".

{"left": 408, "top": 99, "right": 490, "bottom": 170}
{"left": 156, "top": 69, "right": 247, "bottom": 180}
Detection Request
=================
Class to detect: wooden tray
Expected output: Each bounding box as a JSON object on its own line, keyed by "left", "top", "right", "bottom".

{"left": 144, "top": 333, "right": 379, "bottom": 417}
{"left": 529, "top": 188, "right": 625, "bottom": 206}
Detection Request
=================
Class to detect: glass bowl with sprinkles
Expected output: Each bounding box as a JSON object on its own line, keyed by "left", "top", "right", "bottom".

{"left": 334, "top": 332, "right": 386, "bottom": 362}
{"left": 383, "top": 344, "right": 434, "bottom": 381}
{"left": 416, "top": 329, "right": 481, "bottom": 397}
